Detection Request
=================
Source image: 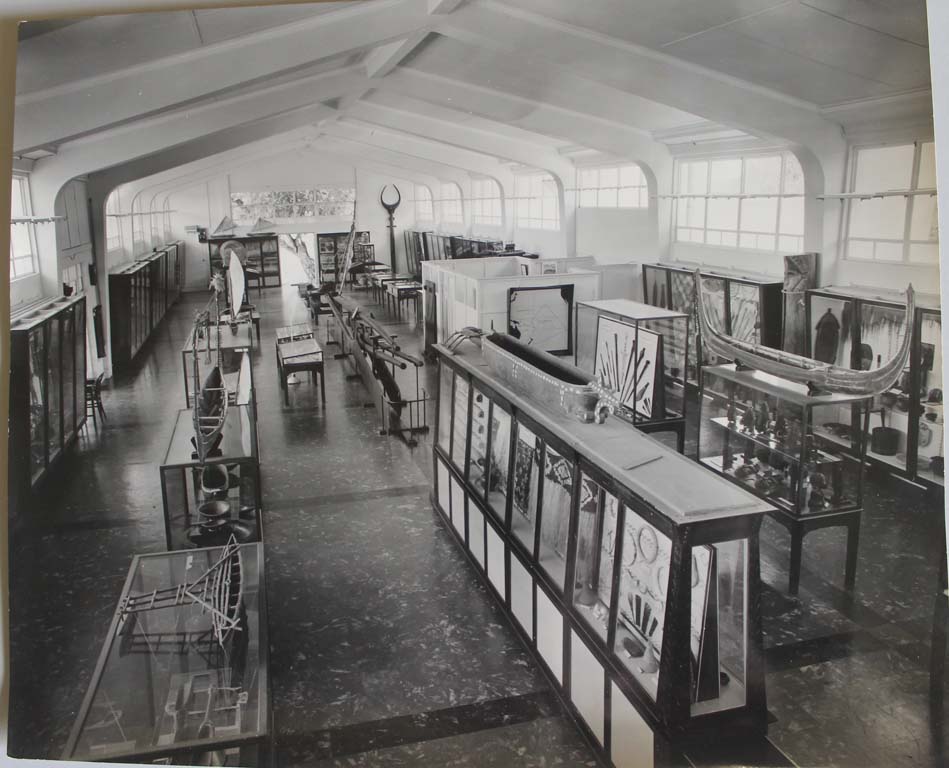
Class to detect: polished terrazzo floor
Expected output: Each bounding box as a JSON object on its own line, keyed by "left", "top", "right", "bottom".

{"left": 6, "top": 262, "right": 949, "bottom": 767}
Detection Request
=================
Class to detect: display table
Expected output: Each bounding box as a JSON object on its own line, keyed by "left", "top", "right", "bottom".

{"left": 385, "top": 280, "right": 422, "bottom": 316}
{"left": 182, "top": 324, "right": 254, "bottom": 407}
{"left": 432, "top": 343, "right": 772, "bottom": 758}
{"left": 275, "top": 325, "right": 325, "bottom": 405}
{"left": 160, "top": 404, "right": 262, "bottom": 550}
{"left": 699, "top": 363, "right": 871, "bottom": 595}
{"left": 62, "top": 542, "right": 269, "bottom": 765}
{"left": 575, "top": 299, "right": 689, "bottom": 453}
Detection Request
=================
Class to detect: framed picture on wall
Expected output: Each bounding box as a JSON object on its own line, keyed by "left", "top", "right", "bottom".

{"left": 506, "top": 284, "right": 574, "bottom": 356}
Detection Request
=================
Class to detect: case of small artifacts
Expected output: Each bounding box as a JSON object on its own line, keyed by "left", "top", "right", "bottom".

{"left": 698, "top": 363, "right": 871, "bottom": 594}
{"left": 806, "top": 285, "right": 942, "bottom": 488}
{"left": 574, "top": 299, "right": 689, "bottom": 452}
{"left": 9, "top": 294, "right": 86, "bottom": 518}
{"left": 160, "top": 404, "right": 262, "bottom": 551}
{"left": 62, "top": 542, "right": 269, "bottom": 765}
{"left": 432, "top": 337, "right": 772, "bottom": 760}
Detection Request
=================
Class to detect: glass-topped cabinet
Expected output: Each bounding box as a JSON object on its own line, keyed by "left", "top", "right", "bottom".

{"left": 642, "top": 263, "right": 783, "bottom": 386}
{"left": 699, "top": 364, "right": 869, "bottom": 518}
{"left": 915, "top": 309, "right": 943, "bottom": 485}
{"left": 575, "top": 299, "right": 689, "bottom": 451}
{"left": 432, "top": 344, "right": 771, "bottom": 750}
{"left": 806, "top": 285, "right": 941, "bottom": 488}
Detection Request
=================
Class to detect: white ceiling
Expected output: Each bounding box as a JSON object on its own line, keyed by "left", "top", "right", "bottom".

{"left": 502, "top": 0, "right": 930, "bottom": 106}
{"left": 15, "top": 3, "right": 356, "bottom": 95}
{"left": 13, "top": 0, "right": 934, "bottom": 187}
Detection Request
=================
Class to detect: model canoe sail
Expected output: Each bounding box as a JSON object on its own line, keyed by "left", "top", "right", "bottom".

{"left": 696, "top": 269, "right": 914, "bottom": 396}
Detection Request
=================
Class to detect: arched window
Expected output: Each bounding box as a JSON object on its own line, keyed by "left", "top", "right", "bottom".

{"left": 514, "top": 172, "right": 559, "bottom": 230}
{"left": 440, "top": 183, "right": 463, "bottom": 224}
{"left": 105, "top": 190, "right": 123, "bottom": 254}
{"left": 471, "top": 177, "right": 502, "bottom": 226}
{"left": 415, "top": 185, "right": 434, "bottom": 221}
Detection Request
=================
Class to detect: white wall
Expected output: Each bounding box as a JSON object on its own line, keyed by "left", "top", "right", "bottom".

{"left": 576, "top": 207, "right": 657, "bottom": 265}
{"left": 514, "top": 226, "right": 565, "bottom": 259}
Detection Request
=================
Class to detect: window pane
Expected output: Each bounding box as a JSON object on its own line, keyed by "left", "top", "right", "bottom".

{"left": 11, "top": 223, "right": 32, "bottom": 258}
{"left": 598, "top": 188, "right": 618, "bottom": 208}
{"left": 685, "top": 198, "right": 706, "bottom": 229}
{"left": 618, "top": 188, "right": 639, "bottom": 208}
{"left": 707, "top": 198, "right": 739, "bottom": 231}
{"left": 847, "top": 239, "right": 874, "bottom": 260}
{"left": 682, "top": 161, "right": 708, "bottom": 195}
{"left": 620, "top": 165, "right": 640, "bottom": 187}
{"left": 721, "top": 231, "right": 737, "bottom": 246}
{"left": 580, "top": 189, "right": 596, "bottom": 207}
{"left": 849, "top": 197, "right": 907, "bottom": 240}
{"left": 875, "top": 241, "right": 904, "bottom": 262}
{"left": 910, "top": 194, "right": 939, "bottom": 242}
{"left": 909, "top": 243, "right": 939, "bottom": 263}
{"left": 11, "top": 178, "right": 25, "bottom": 217}
{"left": 740, "top": 197, "right": 778, "bottom": 233}
{"left": 599, "top": 167, "right": 618, "bottom": 188}
{"left": 779, "top": 196, "right": 804, "bottom": 236}
{"left": 743, "top": 156, "right": 781, "bottom": 195}
{"left": 854, "top": 145, "right": 914, "bottom": 193}
{"left": 709, "top": 159, "right": 741, "bottom": 195}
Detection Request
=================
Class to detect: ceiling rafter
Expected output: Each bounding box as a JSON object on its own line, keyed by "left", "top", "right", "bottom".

{"left": 13, "top": 0, "right": 431, "bottom": 153}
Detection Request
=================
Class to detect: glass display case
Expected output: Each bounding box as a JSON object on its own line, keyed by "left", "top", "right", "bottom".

{"left": 806, "top": 285, "right": 941, "bottom": 488}
{"left": 181, "top": 325, "right": 254, "bottom": 407}
{"left": 699, "top": 363, "right": 870, "bottom": 595}
{"left": 9, "top": 295, "right": 87, "bottom": 519}
{"left": 915, "top": 309, "right": 943, "bottom": 486}
{"left": 208, "top": 234, "right": 282, "bottom": 287}
{"left": 109, "top": 245, "right": 180, "bottom": 370}
{"left": 160, "top": 405, "right": 262, "bottom": 551}
{"left": 432, "top": 342, "right": 771, "bottom": 752}
{"left": 642, "top": 263, "right": 783, "bottom": 386}
{"left": 62, "top": 542, "right": 268, "bottom": 765}
{"left": 575, "top": 299, "right": 689, "bottom": 452}
{"left": 315, "top": 231, "right": 370, "bottom": 283}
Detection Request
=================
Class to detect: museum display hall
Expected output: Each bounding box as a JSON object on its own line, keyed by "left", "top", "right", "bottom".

{"left": 3, "top": 2, "right": 948, "bottom": 767}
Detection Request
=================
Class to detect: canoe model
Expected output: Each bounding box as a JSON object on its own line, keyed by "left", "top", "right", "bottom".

{"left": 695, "top": 269, "right": 914, "bottom": 396}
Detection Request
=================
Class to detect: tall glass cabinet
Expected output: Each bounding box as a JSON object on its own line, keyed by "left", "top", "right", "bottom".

{"left": 9, "top": 294, "right": 87, "bottom": 518}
